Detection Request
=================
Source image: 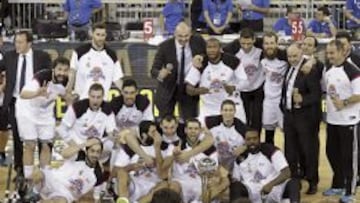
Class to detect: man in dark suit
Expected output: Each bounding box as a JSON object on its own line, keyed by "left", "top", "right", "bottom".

{"left": 151, "top": 22, "right": 206, "bottom": 121}
{"left": 0, "top": 31, "right": 51, "bottom": 178}
{"left": 280, "top": 44, "right": 322, "bottom": 195}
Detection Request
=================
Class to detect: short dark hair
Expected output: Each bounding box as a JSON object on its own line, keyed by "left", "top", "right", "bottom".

{"left": 122, "top": 78, "right": 138, "bottom": 90}
{"left": 88, "top": 83, "right": 105, "bottom": 94}
{"left": 328, "top": 39, "right": 345, "bottom": 51}
{"left": 15, "top": 30, "right": 33, "bottom": 42}
{"left": 263, "top": 31, "right": 278, "bottom": 43}
{"left": 304, "top": 35, "right": 318, "bottom": 48}
{"left": 185, "top": 118, "right": 201, "bottom": 128}
{"left": 139, "top": 120, "right": 156, "bottom": 136}
{"left": 85, "top": 137, "right": 104, "bottom": 151}
{"left": 240, "top": 28, "right": 255, "bottom": 39}
{"left": 52, "top": 56, "right": 70, "bottom": 69}
{"left": 221, "top": 99, "right": 236, "bottom": 110}
{"left": 161, "top": 114, "right": 177, "bottom": 124}
{"left": 206, "top": 37, "right": 221, "bottom": 46}
{"left": 92, "top": 22, "right": 107, "bottom": 32}
{"left": 336, "top": 30, "right": 352, "bottom": 43}
{"left": 317, "top": 6, "right": 330, "bottom": 16}
{"left": 150, "top": 188, "right": 182, "bottom": 203}
{"left": 245, "top": 126, "right": 259, "bottom": 137}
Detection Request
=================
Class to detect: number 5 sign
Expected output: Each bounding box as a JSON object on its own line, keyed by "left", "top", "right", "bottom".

{"left": 291, "top": 19, "right": 304, "bottom": 41}
{"left": 143, "top": 19, "right": 153, "bottom": 40}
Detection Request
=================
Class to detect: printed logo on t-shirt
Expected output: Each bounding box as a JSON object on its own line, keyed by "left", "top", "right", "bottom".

{"left": 89, "top": 67, "right": 105, "bottom": 81}
{"left": 244, "top": 64, "right": 258, "bottom": 77}
{"left": 69, "top": 178, "right": 85, "bottom": 195}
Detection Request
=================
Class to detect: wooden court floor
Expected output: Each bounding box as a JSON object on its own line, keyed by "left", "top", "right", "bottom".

{"left": 0, "top": 123, "right": 359, "bottom": 203}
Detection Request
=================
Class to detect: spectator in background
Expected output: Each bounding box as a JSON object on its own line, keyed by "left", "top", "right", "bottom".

{"left": 63, "top": 0, "right": 102, "bottom": 37}
{"left": 307, "top": 6, "right": 337, "bottom": 38}
{"left": 238, "top": 0, "right": 270, "bottom": 32}
{"left": 190, "top": 0, "right": 203, "bottom": 31}
{"left": 161, "top": 0, "right": 186, "bottom": 35}
{"left": 201, "top": 0, "right": 233, "bottom": 35}
{"left": 344, "top": 0, "right": 360, "bottom": 39}
{"left": 273, "top": 6, "right": 306, "bottom": 36}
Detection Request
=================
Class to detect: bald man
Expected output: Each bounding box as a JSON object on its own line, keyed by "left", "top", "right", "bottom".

{"left": 280, "top": 44, "right": 322, "bottom": 195}
{"left": 151, "top": 22, "right": 206, "bottom": 121}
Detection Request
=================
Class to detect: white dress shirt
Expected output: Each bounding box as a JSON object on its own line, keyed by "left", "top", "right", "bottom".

{"left": 175, "top": 40, "right": 192, "bottom": 84}
{"left": 14, "top": 49, "right": 34, "bottom": 98}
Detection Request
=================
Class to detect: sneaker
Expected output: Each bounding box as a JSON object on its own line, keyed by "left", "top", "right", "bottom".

{"left": 322, "top": 188, "right": 344, "bottom": 196}
{"left": 340, "top": 195, "right": 355, "bottom": 203}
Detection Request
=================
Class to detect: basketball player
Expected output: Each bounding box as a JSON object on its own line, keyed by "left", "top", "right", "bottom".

{"left": 156, "top": 119, "right": 229, "bottom": 203}
{"left": 16, "top": 57, "right": 70, "bottom": 179}
{"left": 29, "top": 137, "right": 105, "bottom": 203}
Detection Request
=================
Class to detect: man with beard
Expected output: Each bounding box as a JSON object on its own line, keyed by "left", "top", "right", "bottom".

{"left": 156, "top": 118, "right": 229, "bottom": 203}
{"left": 113, "top": 121, "right": 180, "bottom": 203}
{"left": 111, "top": 79, "right": 153, "bottom": 131}
{"left": 16, "top": 57, "right": 70, "bottom": 180}
{"left": 280, "top": 44, "right": 321, "bottom": 195}
{"left": 186, "top": 37, "right": 247, "bottom": 123}
{"left": 27, "top": 137, "right": 105, "bottom": 203}
{"left": 67, "top": 23, "right": 123, "bottom": 100}
{"left": 261, "top": 32, "right": 288, "bottom": 145}
{"left": 323, "top": 40, "right": 360, "bottom": 203}
{"left": 158, "top": 114, "right": 214, "bottom": 164}
{"left": 205, "top": 99, "right": 247, "bottom": 172}
{"left": 230, "top": 129, "right": 300, "bottom": 203}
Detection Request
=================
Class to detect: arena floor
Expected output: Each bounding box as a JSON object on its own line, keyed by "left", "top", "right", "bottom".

{"left": 0, "top": 123, "right": 359, "bottom": 203}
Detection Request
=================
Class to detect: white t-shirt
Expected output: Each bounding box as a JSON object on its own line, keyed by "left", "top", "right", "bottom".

{"left": 235, "top": 47, "right": 264, "bottom": 92}
{"left": 41, "top": 160, "right": 99, "bottom": 201}
{"left": 111, "top": 95, "right": 154, "bottom": 131}
{"left": 71, "top": 44, "right": 123, "bottom": 99}
{"left": 185, "top": 54, "right": 244, "bottom": 117}
{"left": 16, "top": 69, "right": 66, "bottom": 125}
{"left": 59, "top": 99, "right": 116, "bottom": 144}
{"left": 232, "top": 145, "right": 288, "bottom": 187}
{"left": 325, "top": 62, "right": 360, "bottom": 125}
{"left": 261, "top": 50, "right": 288, "bottom": 101}
{"left": 207, "top": 118, "right": 246, "bottom": 170}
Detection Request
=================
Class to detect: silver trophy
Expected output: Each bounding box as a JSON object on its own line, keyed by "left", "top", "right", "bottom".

{"left": 198, "top": 157, "right": 217, "bottom": 203}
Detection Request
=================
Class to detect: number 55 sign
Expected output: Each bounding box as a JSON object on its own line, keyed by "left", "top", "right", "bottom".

{"left": 291, "top": 19, "right": 304, "bottom": 41}
{"left": 143, "top": 19, "right": 154, "bottom": 40}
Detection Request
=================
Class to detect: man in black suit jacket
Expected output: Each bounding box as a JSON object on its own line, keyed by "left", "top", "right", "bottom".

{"left": 151, "top": 22, "right": 206, "bottom": 121}
{"left": 0, "top": 31, "right": 51, "bottom": 178}
{"left": 280, "top": 44, "right": 322, "bottom": 195}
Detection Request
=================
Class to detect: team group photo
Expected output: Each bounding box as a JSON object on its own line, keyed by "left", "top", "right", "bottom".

{"left": 0, "top": 0, "right": 359, "bottom": 202}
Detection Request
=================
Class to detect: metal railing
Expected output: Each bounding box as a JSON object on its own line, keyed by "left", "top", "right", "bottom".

{"left": 7, "top": 0, "right": 347, "bottom": 31}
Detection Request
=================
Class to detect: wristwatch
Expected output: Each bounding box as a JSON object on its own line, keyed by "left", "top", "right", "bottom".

{"left": 343, "top": 99, "right": 349, "bottom": 106}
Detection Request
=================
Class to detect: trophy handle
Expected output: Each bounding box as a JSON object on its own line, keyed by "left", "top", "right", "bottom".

{"left": 201, "top": 173, "right": 211, "bottom": 203}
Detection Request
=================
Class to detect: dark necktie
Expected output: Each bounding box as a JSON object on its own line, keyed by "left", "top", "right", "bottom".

{"left": 284, "top": 67, "right": 296, "bottom": 109}
{"left": 179, "top": 46, "right": 185, "bottom": 86}
{"left": 19, "top": 55, "right": 26, "bottom": 92}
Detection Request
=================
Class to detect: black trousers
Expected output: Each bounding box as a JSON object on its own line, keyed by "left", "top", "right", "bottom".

{"left": 156, "top": 86, "right": 198, "bottom": 122}
{"left": 326, "top": 123, "right": 359, "bottom": 195}
{"left": 241, "top": 85, "right": 264, "bottom": 132}
{"left": 8, "top": 98, "right": 23, "bottom": 172}
{"left": 284, "top": 110, "right": 319, "bottom": 186}
{"left": 240, "top": 19, "right": 264, "bottom": 32}
{"left": 230, "top": 178, "right": 300, "bottom": 202}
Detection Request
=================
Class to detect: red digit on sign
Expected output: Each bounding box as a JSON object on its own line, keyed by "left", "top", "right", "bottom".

{"left": 143, "top": 19, "right": 153, "bottom": 40}
{"left": 291, "top": 19, "right": 304, "bottom": 41}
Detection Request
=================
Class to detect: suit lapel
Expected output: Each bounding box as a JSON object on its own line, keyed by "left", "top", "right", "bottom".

{"left": 170, "top": 39, "right": 178, "bottom": 69}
